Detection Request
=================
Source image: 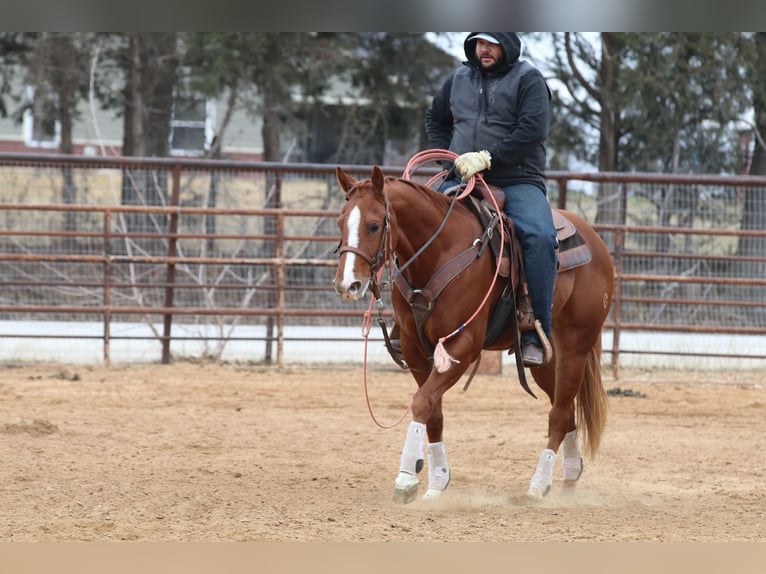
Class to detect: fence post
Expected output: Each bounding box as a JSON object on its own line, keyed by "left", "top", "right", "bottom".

{"left": 611, "top": 226, "right": 623, "bottom": 378}
{"left": 162, "top": 165, "right": 181, "bottom": 364}
{"left": 276, "top": 210, "right": 285, "bottom": 368}
{"left": 264, "top": 171, "right": 282, "bottom": 365}
{"left": 610, "top": 181, "right": 629, "bottom": 378}
{"left": 557, "top": 178, "right": 568, "bottom": 210}
{"left": 103, "top": 209, "right": 112, "bottom": 365}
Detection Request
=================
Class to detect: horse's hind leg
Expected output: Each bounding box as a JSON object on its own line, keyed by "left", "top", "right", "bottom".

{"left": 561, "top": 428, "right": 583, "bottom": 480}
{"left": 527, "top": 356, "right": 585, "bottom": 497}
{"left": 527, "top": 361, "right": 559, "bottom": 498}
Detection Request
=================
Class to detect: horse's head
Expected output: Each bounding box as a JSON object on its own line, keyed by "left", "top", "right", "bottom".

{"left": 333, "top": 166, "right": 388, "bottom": 301}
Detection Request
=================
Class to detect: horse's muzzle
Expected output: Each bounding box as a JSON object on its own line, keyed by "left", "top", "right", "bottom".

{"left": 333, "top": 276, "right": 368, "bottom": 301}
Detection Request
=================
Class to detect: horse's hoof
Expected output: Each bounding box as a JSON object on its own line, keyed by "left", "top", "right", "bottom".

{"left": 527, "top": 484, "right": 551, "bottom": 499}
{"left": 563, "top": 456, "right": 583, "bottom": 481}
{"left": 393, "top": 473, "right": 419, "bottom": 504}
{"left": 422, "top": 488, "right": 444, "bottom": 500}
{"left": 393, "top": 484, "right": 418, "bottom": 504}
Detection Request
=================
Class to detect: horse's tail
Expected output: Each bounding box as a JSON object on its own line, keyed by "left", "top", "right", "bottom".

{"left": 577, "top": 335, "right": 608, "bottom": 459}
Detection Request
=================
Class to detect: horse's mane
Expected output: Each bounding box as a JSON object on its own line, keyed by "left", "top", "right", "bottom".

{"left": 387, "top": 177, "right": 453, "bottom": 213}
{"left": 344, "top": 174, "right": 453, "bottom": 218}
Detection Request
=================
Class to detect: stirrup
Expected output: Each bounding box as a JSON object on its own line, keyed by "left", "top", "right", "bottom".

{"left": 533, "top": 320, "right": 553, "bottom": 365}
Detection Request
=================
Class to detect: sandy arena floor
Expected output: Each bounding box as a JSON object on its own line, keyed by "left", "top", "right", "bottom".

{"left": 0, "top": 361, "right": 763, "bottom": 541}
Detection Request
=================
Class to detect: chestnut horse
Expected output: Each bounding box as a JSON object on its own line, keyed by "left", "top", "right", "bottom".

{"left": 333, "top": 166, "right": 613, "bottom": 502}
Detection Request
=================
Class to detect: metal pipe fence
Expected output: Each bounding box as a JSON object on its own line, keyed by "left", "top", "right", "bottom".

{"left": 1, "top": 152, "right": 764, "bottom": 369}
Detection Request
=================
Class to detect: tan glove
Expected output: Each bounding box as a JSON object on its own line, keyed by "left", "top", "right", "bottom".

{"left": 454, "top": 150, "right": 491, "bottom": 180}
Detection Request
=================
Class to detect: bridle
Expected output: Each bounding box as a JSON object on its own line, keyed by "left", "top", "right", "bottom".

{"left": 335, "top": 186, "right": 394, "bottom": 301}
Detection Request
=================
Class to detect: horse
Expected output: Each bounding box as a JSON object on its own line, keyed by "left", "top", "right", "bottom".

{"left": 332, "top": 165, "right": 614, "bottom": 502}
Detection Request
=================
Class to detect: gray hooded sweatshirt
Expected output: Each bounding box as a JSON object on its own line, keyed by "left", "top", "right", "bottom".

{"left": 425, "top": 32, "right": 552, "bottom": 192}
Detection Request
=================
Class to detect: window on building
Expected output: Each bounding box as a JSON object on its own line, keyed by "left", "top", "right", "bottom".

{"left": 169, "top": 95, "right": 214, "bottom": 156}
{"left": 23, "top": 85, "right": 61, "bottom": 149}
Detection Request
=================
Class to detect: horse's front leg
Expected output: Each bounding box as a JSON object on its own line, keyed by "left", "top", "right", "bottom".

{"left": 393, "top": 371, "right": 460, "bottom": 504}
{"left": 393, "top": 420, "right": 427, "bottom": 504}
{"left": 392, "top": 401, "right": 452, "bottom": 503}
{"left": 424, "top": 439, "right": 451, "bottom": 500}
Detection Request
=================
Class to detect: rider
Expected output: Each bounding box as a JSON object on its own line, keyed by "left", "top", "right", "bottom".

{"left": 425, "top": 32, "right": 558, "bottom": 367}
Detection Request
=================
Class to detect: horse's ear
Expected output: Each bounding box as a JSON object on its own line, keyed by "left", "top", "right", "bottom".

{"left": 336, "top": 167, "right": 356, "bottom": 194}
{"left": 371, "top": 166, "right": 385, "bottom": 198}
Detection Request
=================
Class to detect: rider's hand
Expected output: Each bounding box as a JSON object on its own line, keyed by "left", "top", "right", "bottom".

{"left": 454, "top": 150, "right": 491, "bottom": 180}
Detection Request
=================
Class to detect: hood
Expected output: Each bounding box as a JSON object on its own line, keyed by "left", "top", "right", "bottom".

{"left": 464, "top": 32, "right": 521, "bottom": 73}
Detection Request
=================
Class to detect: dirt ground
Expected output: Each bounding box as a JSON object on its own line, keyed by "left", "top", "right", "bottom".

{"left": 0, "top": 360, "right": 764, "bottom": 542}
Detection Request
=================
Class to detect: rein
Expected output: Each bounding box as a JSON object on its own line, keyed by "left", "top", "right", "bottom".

{"left": 393, "top": 182, "right": 460, "bottom": 277}
{"left": 360, "top": 291, "right": 412, "bottom": 429}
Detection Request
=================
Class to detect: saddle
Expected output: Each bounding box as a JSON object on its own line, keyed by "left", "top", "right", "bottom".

{"left": 468, "top": 183, "right": 592, "bottom": 277}
{"left": 464, "top": 184, "right": 592, "bottom": 339}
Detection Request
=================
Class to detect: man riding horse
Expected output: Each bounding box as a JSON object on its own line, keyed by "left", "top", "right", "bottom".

{"left": 425, "top": 32, "right": 557, "bottom": 367}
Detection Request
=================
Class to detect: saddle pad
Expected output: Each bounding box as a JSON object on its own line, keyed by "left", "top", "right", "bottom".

{"left": 555, "top": 212, "right": 592, "bottom": 271}
{"left": 558, "top": 242, "right": 591, "bottom": 271}
{"left": 552, "top": 210, "right": 577, "bottom": 242}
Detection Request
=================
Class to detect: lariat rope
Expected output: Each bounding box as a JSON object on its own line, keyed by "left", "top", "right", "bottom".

{"left": 402, "top": 149, "right": 506, "bottom": 372}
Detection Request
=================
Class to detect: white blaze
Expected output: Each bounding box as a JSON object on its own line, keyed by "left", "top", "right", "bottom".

{"left": 342, "top": 206, "right": 361, "bottom": 288}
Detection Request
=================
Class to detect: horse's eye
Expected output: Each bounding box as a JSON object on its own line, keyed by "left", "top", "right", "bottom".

{"left": 370, "top": 222, "right": 380, "bottom": 233}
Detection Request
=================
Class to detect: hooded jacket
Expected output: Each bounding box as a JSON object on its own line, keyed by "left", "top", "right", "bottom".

{"left": 425, "top": 32, "right": 552, "bottom": 191}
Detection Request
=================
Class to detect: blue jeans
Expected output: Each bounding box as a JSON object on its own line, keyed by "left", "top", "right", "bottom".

{"left": 501, "top": 183, "right": 558, "bottom": 346}
{"left": 439, "top": 179, "right": 558, "bottom": 346}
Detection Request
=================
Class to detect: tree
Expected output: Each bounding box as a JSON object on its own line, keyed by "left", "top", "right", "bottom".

{"left": 0, "top": 33, "right": 32, "bottom": 118}
{"left": 542, "top": 33, "right": 625, "bottom": 225}
{"left": 737, "top": 32, "right": 766, "bottom": 284}
{"left": 25, "top": 33, "right": 95, "bottom": 242}
{"left": 183, "top": 32, "right": 343, "bottom": 363}
{"left": 342, "top": 33, "right": 457, "bottom": 164}
{"left": 1, "top": 33, "right": 96, "bottom": 247}
{"left": 120, "top": 33, "right": 180, "bottom": 211}
{"left": 618, "top": 33, "right": 750, "bottom": 174}
{"left": 543, "top": 33, "right": 751, "bottom": 226}
{"left": 94, "top": 33, "right": 181, "bottom": 251}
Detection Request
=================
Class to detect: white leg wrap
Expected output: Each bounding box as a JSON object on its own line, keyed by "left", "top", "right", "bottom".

{"left": 528, "top": 448, "right": 557, "bottom": 498}
{"left": 423, "top": 441, "right": 450, "bottom": 499}
{"left": 394, "top": 421, "right": 426, "bottom": 503}
{"left": 562, "top": 429, "right": 584, "bottom": 481}
{"left": 398, "top": 421, "right": 426, "bottom": 475}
